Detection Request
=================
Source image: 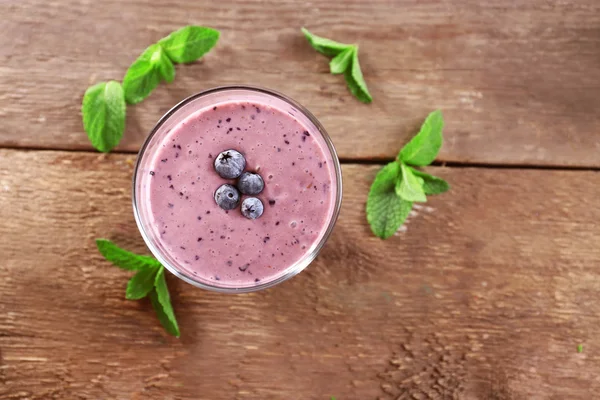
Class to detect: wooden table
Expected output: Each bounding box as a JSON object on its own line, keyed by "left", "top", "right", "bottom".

{"left": 2, "top": 1, "right": 600, "bottom": 398}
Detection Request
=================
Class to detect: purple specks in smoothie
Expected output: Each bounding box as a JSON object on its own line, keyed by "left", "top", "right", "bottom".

{"left": 292, "top": 162, "right": 295, "bottom": 166}
{"left": 226, "top": 118, "right": 231, "bottom": 122}
{"left": 268, "top": 199, "right": 276, "bottom": 206}
{"left": 206, "top": 211, "right": 211, "bottom": 214}
{"left": 239, "top": 263, "right": 250, "bottom": 272}
{"left": 149, "top": 171, "right": 155, "bottom": 176}
{"left": 275, "top": 221, "right": 280, "bottom": 226}
{"left": 168, "top": 203, "right": 174, "bottom": 208}
{"left": 214, "top": 275, "right": 220, "bottom": 280}
{"left": 197, "top": 237, "right": 203, "bottom": 242}
{"left": 161, "top": 158, "right": 168, "bottom": 163}
{"left": 167, "top": 175, "right": 172, "bottom": 181}
{"left": 218, "top": 119, "right": 222, "bottom": 124}
{"left": 302, "top": 135, "right": 307, "bottom": 142}
{"left": 236, "top": 127, "right": 241, "bottom": 131}
{"left": 179, "top": 192, "right": 184, "bottom": 196}
{"left": 175, "top": 152, "right": 180, "bottom": 158}
{"left": 250, "top": 115, "right": 256, "bottom": 120}
{"left": 213, "top": 106, "right": 217, "bottom": 111}
{"left": 220, "top": 235, "right": 226, "bottom": 240}
{"left": 255, "top": 278, "right": 260, "bottom": 283}
{"left": 208, "top": 153, "right": 213, "bottom": 158}
{"left": 318, "top": 162, "right": 323, "bottom": 168}
{"left": 180, "top": 246, "right": 186, "bottom": 250}
{"left": 263, "top": 236, "right": 270, "bottom": 243}
{"left": 195, "top": 255, "right": 200, "bottom": 261}
{"left": 210, "top": 230, "right": 214, "bottom": 234}
{"left": 169, "top": 185, "right": 174, "bottom": 189}
{"left": 189, "top": 150, "right": 192, "bottom": 154}
{"left": 284, "top": 140, "right": 290, "bottom": 145}
{"left": 226, "top": 260, "right": 233, "bottom": 266}
{"left": 277, "top": 148, "right": 281, "bottom": 152}
{"left": 177, "top": 145, "right": 182, "bottom": 150}
{"left": 255, "top": 107, "right": 261, "bottom": 114}
{"left": 197, "top": 216, "right": 202, "bottom": 221}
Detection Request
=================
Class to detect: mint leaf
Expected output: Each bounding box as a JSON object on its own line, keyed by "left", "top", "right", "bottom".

{"left": 577, "top": 344, "right": 583, "bottom": 353}
{"left": 152, "top": 267, "right": 180, "bottom": 337}
{"left": 344, "top": 48, "right": 372, "bottom": 103}
{"left": 399, "top": 110, "right": 444, "bottom": 166}
{"left": 81, "top": 81, "right": 126, "bottom": 153}
{"left": 366, "top": 162, "right": 413, "bottom": 239}
{"left": 329, "top": 47, "right": 354, "bottom": 74}
{"left": 126, "top": 267, "right": 159, "bottom": 300}
{"left": 156, "top": 46, "right": 175, "bottom": 83}
{"left": 96, "top": 239, "right": 161, "bottom": 271}
{"left": 396, "top": 162, "right": 427, "bottom": 202}
{"left": 301, "top": 27, "right": 352, "bottom": 56}
{"left": 123, "top": 44, "right": 164, "bottom": 105}
{"left": 159, "top": 26, "right": 220, "bottom": 64}
{"left": 409, "top": 168, "right": 450, "bottom": 195}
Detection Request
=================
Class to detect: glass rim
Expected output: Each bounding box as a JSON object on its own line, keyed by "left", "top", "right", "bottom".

{"left": 132, "top": 85, "right": 343, "bottom": 293}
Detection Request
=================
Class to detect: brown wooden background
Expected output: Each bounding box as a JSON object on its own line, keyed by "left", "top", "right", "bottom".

{"left": 2, "top": 0, "right": 600, "bottom": 399}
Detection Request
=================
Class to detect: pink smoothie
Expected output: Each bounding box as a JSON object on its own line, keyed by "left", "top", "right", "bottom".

{"left": 138, "top": 96, "right": 338, "bottom": 288}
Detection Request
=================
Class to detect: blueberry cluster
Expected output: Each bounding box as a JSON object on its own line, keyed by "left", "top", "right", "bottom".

{"left": 213, "top": 149, "right": 265, "bottom": 219}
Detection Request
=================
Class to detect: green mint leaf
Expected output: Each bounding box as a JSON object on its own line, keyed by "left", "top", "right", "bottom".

{"left": 399, "top": 110, "right": 444, "bottom": 166}
{"left": 301, "top": 27, "right": 353, "bottom": 56}
{"left": 152, "top": 267, "right": 180, "bottom": 337}
{"left": 158, "top": 26, "right": 220, "bottom": 64}
{"left": 123, "top": 44, "right": 163, "bottom": 105}
{"left": 126, "top": 266, "right": 159, "bottom": 300}
{"left": 81, "top": 81, "right": 126, "bottom": 153}
{"left": 396, "top": 162, "right": 427, "bottom": 202}
{"left": 96, "top": 239, "right": 161, "bottom": 271}
{"left": 409, "top": 168, "right": 450, "bottom": 195}
{"left": 329, "top": 47, "right": 354, "bottom": 74}
{"left": 577, "top": 344, "right": 583, "bottom": 353}
{"left": 344, "top": 48, "right": 372, "bottom": 103}
{"left": 156, "top": 45, "right": 175, "bottom": 83}
{"left": 366, "top": 162, "right": 413, "bottom": 239}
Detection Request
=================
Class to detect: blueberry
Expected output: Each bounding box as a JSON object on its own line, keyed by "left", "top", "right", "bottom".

{"left": 237, "top": 172, "right": 264, "bottom": 195}
{"left": 241, "top": 197, "right": 264, "bottom": 220}
{"left": 214, "top": 149, "right": 245, "bottom": 179}
{"left": 214, "top": 184, "right": 240, "bottom": 210}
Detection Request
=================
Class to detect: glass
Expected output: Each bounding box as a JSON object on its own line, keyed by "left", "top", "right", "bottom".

{"left": 132, "top": 86, "right": 342, "bottom": 293}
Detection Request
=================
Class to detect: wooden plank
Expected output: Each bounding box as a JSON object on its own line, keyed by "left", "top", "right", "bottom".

{"left": 1, "top": 149, "right": 599, "bottom": 399}
{"left": 2, "top": 0, "right": 600, "bottom": 166}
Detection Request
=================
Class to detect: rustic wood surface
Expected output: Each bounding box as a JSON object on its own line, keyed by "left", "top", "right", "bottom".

{"left": 1, "top": 150, "right": 600, "bottom": 399}
{"left": 2, "top": 0, "right": 600, "bottom": 165}
{"left": 2, "top": 0, "right": 600, "bottom": 399}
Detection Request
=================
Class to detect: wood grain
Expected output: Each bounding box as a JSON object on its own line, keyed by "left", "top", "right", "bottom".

{"left": 2, "top": 0, "right": 600, "bottom": 166}
{"left": 1, "top": 149, "right": 599, "bottom": 399}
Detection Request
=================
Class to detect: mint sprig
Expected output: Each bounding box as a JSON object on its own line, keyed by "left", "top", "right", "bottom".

{"left": 81, "top": 81, "right": 126, "bottom": 153}
{"left": 302, "top": 28, "right": 372, "bottom": 103}
{"left": 82, "top": 25, "right": 220, "bottom": 151}
{"left": 123, "top": 44, "right": 173, "bottom": 105}
{"left": 366, "top": 110, "right": 450, "bottom": 239}
{"left": 96, "top": 239, "right": 180, "bottom": 337}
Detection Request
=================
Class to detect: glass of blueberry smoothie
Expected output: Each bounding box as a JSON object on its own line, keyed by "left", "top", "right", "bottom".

{"left": 133, "top": 86, "right": 342, "bottom": 293}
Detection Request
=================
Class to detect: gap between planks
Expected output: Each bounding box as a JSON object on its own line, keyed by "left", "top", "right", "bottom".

{"left": 1, "top": 144, "right": 599, "bottom": 171}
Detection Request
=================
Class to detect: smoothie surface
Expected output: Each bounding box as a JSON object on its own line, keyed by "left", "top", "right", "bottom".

{"left": 143, "top": 99, "right": 337, "bottom": 287}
